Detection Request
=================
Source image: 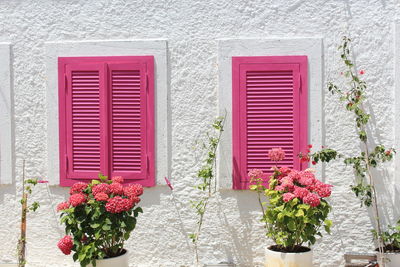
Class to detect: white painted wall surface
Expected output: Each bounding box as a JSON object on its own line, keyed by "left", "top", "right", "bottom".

{"left": 0, "top": 1, "right": 399, "bottom": 266}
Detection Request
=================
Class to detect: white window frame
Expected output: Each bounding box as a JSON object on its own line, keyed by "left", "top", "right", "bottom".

{"left": 0, "top": 43, "right": 13, "bottom": 184}
{"left": 217, "top": 38, "right": 324, "bottom": 189}
{"left": 45, "top": 39, "right": 170, "bottom": 186}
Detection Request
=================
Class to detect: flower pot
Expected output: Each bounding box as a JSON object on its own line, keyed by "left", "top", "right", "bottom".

{"left": 88, "top": 250, "right": 129, "bottom": 267}
{"left": 203, "top": 263, "right": 235, "bottom": 267}
{"left": 265, "top": 246, "right": 313, "bottom": 267}
{"left": 380, "top": 252, "right": 400, "bottom": 267}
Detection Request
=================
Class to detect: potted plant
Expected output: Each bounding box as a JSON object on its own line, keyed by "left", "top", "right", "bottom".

{"left": 250, "top": 148, "right": 333, "bottom": 267}
{"left": 301, "top": 36, "right": 396, "bottom": 266}
{"left": 372, "top": 220, "right": 400, "bottom": 266}
{"left": 56, "top": 174, "right": 143, "bottom": 267}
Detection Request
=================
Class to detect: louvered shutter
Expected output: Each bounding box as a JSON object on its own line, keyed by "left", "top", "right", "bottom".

{"left": 232, "top": 56, "right": 308, "bottom": 190}
{"left": 59, "top": 62, "right": 108, "bottom": 186}
{"left": 108, "top": 60, "right": 154, "bottom": 186}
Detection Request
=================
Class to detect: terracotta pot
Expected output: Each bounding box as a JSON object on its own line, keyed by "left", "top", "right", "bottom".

{"left": 88, "top": 250, "right": 129, "bottom": 267}
{"left": 265, "top": 247, "right": 313, "bottom": 267}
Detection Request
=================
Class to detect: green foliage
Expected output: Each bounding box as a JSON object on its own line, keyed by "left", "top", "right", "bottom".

{"left": 261, "top": 175, "right": 332, "bottom": 251}
{"left": 373, "top": 220, "right": 400, "bottom": 251}
{"left": 189, "top": 116, "right": 225, "bottom": 264}
{"left": 327, "top": 37, "right": 396, "bottom": 207}
{"left": 59, "top": 176, "right": 143, "bottom": 267}
{"left": 308, "top": 148, "right": 339, "bottom": 164}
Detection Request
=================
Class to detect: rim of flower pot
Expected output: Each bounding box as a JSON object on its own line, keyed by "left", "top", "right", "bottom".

{"left": 375, "top": 246, "right": 400, "bottom": 255}
{"left": 99, "top": 249, "right": 128, "bottom": 261}
{"left": 267, "top": 245, "right": 312, "bottom": 254}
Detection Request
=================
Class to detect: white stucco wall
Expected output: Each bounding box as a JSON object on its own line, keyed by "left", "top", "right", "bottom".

{"left": 0, "top": 0, "right": 399, "bottom": 266}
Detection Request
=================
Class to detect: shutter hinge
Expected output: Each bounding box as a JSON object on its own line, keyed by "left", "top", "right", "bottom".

{"left": 66, "top": 155, "right": 69, "bottom": 171}
{"left": 299, "top": 74, "right": 302, "bottom": 92}
{"left": 146, "top": 74, "right": 149, "bottom": 92}
{"left": 65, "top": 74, "right": 68, "bottom": 93}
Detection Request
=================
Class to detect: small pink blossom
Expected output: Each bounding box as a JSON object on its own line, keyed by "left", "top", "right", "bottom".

{"left": 248, "top": 169, "right": 264, "bottom": 180}
{"left": 94, "top": 192, "right": 109, "bottom": 202}
{"left": 69, "top": 182, "right": 88, "bottom": 195}
{"left": 111, "top": 176, "right": 124, "bottom": 184}
{"left": 56, "top": 202, "right": 70, "bottom": 212}
{"left": 164, "top": 177, "right": 174, "bottom": 190}
{"left": 109, "top": 182, "right": 124, "bottom": 195}
{"left": 57, "top": 235, "right": 73, "bottom": 255}
{"left": 303, "top": 193, "right": 321, "bottom": 207}
{"left": 37, "top": 180, "right": 49, "bottom": 183}
{"left": 268, "top": 148, "right": 285, "bottom": 162}
{"left": 282, "top": 193, "right": 296, "bottom": 202}
{"left": 359, "top": 70, "right": 365, "bottom": 75}
{"left": 69, "top": 193, "right": 86, "bottom": 207}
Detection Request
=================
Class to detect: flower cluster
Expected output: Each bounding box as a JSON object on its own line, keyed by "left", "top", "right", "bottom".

{"left": 268, "top": 147, "right": 285, "bottom": 162}
{"left": 56, "top": 175, "right": 144, "bottom": 258}
{"left": 273, "top": 168, "right": 332, "bottom": 207}
{"left": 57, "top": 235, "right": 73, "bottom": 255}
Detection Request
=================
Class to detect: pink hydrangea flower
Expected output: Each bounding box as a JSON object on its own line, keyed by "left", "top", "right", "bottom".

{"left": 105, "top": 196, "right": 133, "bottom": 213}
{"left": 57, "top": 235, "right": 73, "bottom": 255}
{"left": 281, "top": 176, "right": 294, "bottom": 190}
{"left": 268, "top": 148, "right": 285, "bottom": 161}
{"left": 130, "top": 196, "right": 141, "bottom": 205}
{"left": 314, "top": 181, "right": 333, "bottom": 198}
{"left": 282, "top": 193, "right": 296, "bottom": 202}
{"left": 109, "top": 182, "right": 124, "bottom": 195}
{"left": 94, "top": 192, "right": 109, "bottom": 202}
{"left": 69, "top": 182, "right": 88, "bottom": 195}
{"left": 248, "top": 169, "right": 264, "bottom": 180}
{"left": 69, "top": 193, "right": 86, "bottom": 207}
{"left": 287, "top": 170, "right": 301, "bottom": 182}
{"left": 303, "top": 193, "right": 321, "bottom": 207}
{"left": 56, "top": 202, "right": 70, "bottom": 212}
{"left": 123, "top": 184, "right": 143, "bottom": 198}
{"left": 274, "top": 185, "right": 286, "bottom": 192}
{"left": 298, "top": 171, "right": 316, "bottom": 186}
{"left": 293, "top": 186, "right": 310, "bottom": 199}
{"left": 92, "top": 183, "right": 110, "bottom": 196}
{"left": 111, "top": 176, "right": 124, "bottom": 184}
{"left": 278, "top": 167, "right": 291, "bottom": 178}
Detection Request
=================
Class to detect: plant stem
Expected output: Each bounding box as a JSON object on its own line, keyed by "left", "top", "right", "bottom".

{"left": 18, "top": 160, "right": 27, "bottom": 267}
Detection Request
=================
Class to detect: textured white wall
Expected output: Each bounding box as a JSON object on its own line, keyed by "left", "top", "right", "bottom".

{"left": 0, "top": 0, "right": 399, "bottom": 266}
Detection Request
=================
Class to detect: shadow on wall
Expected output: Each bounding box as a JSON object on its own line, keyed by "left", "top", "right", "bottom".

{"left": 218, "top": 190, "right": 264, "bottom": 266}
{"left": 364, "top": 101, "right": 397, "bottom": 227}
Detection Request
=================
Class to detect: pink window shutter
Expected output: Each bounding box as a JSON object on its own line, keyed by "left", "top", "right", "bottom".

{"left": 232, "top": 56, "right": 308, "bottom": 190}
{"left": 108, "top": 58, "right": 155, "bottom": 186}
{"left": 59, "top": 61, "right": 108, "bottom": 186}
